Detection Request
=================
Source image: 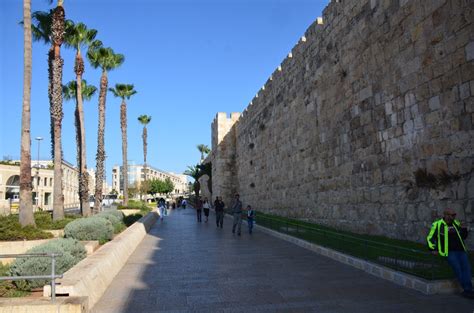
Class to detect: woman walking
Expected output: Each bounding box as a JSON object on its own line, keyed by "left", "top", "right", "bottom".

{"left": 157, "top": 198, "right": 166, "bottom": 221}
{"left": 203, "top": 198, "right": 210, "bottom": 222}
{"left": 247, "top": 205, "right": 255, "bottom": 234}
{"left": 195, "top": 196, "right": 203, "bottom": 222}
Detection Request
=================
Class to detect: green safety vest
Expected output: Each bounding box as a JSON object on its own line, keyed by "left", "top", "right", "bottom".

{"left": 426, "top": 219, "right": 467, "bottom": 257}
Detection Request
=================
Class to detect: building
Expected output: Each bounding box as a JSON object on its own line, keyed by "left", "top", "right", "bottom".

{"left": 112, "top": 163, "right": 188, "bottom": 198}
{"left": 0, "top": 160, "right": 80, "bottom": 214}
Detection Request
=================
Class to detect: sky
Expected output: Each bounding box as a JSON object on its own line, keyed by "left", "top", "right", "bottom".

{"left": 0, "top": 0, "right": 329, "bottom": 183}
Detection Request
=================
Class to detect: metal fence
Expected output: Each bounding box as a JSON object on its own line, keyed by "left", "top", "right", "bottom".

{"left": 0, "top": 253, "right": 63, "bottom": 301}
{"left": 252, "top": 213, "right": 459, "bottom": 280}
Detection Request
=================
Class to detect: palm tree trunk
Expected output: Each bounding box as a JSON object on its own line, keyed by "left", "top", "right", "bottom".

{"left": 48, "top": 48, "right": 54, "bottom": 159}
{"left": 75, "top": 51, "right": 89, "bottom": 216}
{"left": 19, "top": 0, "right": 34, "bottom": 226}
{"left": 94, "top": 71, "right": 108, "bottom": 213}
{"left": 142, "top": 126, "right": 147, "bottom": 180}
{"left": 121, "top": 100, "right": 128, "bottom": 206}
{"left": 51, "top": 5, "right": 65, "bottom": 221}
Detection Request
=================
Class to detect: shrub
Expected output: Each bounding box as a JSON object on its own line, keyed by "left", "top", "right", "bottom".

{"left": 123, "top": 213, "right": 144, "bottom": 227}
{"left": 0, "top": 215, "right": 53, "bottom": 241}
{"left": 34, "top": 212, "right": 77, "bottom": 230}
{"left": 99, "top": 210, "right": 124, "bottom": 221}
{"left": 64, "top": 217, "right": 113, "bottom": 242}
{"left": 96, "top": 212, "right": 125, "bottom": 234}
{"left": 117, "top": 200, "right": 149, "bottom": 211}
{"left": 10, "top": 238, "right": 86, "bottom": 290}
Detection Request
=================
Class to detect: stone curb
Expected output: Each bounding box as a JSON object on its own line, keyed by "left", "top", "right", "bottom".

{"left": 44, "top": 211, "right": 158, "bottom": 310}
{"left": 251, "top": 222, "right": 471, "bottom": 295}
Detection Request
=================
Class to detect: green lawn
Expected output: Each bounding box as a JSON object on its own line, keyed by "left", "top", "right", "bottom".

{"left": 252, "top": 211, "right": 470, "bottom": 280}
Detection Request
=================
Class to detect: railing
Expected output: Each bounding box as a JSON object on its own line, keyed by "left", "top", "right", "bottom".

{"left": 0, "top": 253, "right": 63, "bottom": 302}
{"left": 249, "top": 213, "right": 462, "bottom": 280}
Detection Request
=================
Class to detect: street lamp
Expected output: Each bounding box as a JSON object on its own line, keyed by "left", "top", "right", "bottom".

{"left": 34, "top": 137, "right": 43, "bottom": 209}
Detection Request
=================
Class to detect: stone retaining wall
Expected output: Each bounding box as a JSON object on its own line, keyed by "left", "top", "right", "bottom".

{"left": 211, "top": 0, "right": 474, "bottom": 246}
{"left": 43, "top": 212, "right": 158, "bottom": 310}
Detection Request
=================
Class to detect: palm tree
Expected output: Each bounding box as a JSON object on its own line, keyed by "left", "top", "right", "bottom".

{"left": 64, "top": 22, "right": 97, "bottom": 216}
{"left": 183, "top": 165, "right": 201, "bottom": 197}
{"left": 63, "top": 80, "right": 97, "bottom": 216}
{"left": 50, "top": 0, "right": 67, "bottom": 220}
{"left": 87, "top": 42, "right": 124, "bottom": 213}
{"left": 137, "top": 115, "right": 151, "bottom": 182}
{"left": 197, "top": 144, "right": 210, "bottom": 163}
{"left": 31, "top": 10, "right": 55, "bottom": 158}
{"left": 109, "top": 84, "right": 137, "bottom": 206}
{"left": 19, "top": 0, "right": 35, "bottom": 226}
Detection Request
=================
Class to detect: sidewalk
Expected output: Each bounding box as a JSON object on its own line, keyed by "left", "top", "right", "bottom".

{"left": 92, "top": 208, "right": 473, "bottom": 312}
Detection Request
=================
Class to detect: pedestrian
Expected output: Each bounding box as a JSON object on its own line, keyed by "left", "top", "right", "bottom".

{"left": 427, "top": 208, "right": 474, "bottom": 298}
{"left": 231, "top": 194, "right": 243, "bottom": 236}
{"left": 195, "top": 196, "right": 203, "bottom": 222}
{"left": 246, "top": 205, "right": 255, "bottom": 234}
{"left": 182, "top": 199, "right": 187, "bottom": 209}
{"left": 214, "top": 196, "right": 225, "bottom": 228}
{"left": 157, "top": 198, "right": 166, "bottom": 221}
{"left": 203, "top": 197, "right": 210, "bottom": 222}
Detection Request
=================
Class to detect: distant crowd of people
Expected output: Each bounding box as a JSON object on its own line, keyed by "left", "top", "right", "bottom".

{"left": 194, "top": 194, "right": 254, "bottom": 236}
{"left": 154, "top": 194, "right": 255, "bottom": 236}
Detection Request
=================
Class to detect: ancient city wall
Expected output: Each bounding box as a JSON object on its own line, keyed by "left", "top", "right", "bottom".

{"left": 211, "top": 0, "right": 474, "bottom": 245}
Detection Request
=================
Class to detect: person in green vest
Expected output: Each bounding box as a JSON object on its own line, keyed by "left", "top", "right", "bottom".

{"left": 427, "top": 208, "right": 473, "bottom": 298}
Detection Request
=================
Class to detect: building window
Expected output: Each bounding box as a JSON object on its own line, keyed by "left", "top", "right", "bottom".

{"left": 50, "top": 178, "right": 53, "bottom": 186}
{"left": 44, "top": 192, "right": 51, "bottom": 205}
{"left": 44, "top": 177, "right": 47, "bottom": 186}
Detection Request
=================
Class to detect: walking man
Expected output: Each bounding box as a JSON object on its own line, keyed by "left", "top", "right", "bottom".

{"left": 231, "top": 194, "right": 243, "bottom": 236}
{"left": 214, "top": 196, "right": 225, "bottom": 228}
{"left": 427, "top": 208, "right": 474, "bottom": 298}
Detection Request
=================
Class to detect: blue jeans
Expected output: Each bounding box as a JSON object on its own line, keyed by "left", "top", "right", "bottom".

{"left": 447, "top": 251, "right": 472, "bottom": 292}
{"left": 248, "top": 218, "right": 254, "bottom": 234}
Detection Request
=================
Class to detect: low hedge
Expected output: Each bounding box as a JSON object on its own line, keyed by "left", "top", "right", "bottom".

{"left": 96, "top": 212, "right": 125, "bottom": 234}
{"left": 64, "top": 216, "right": 113, "bottom": 242}
{"left": 34, "top": 212, "right": 78, "bottom": 230}
{"left": 9, "top": 238, "right": 86, "bottom": 291}
{"left": 98, "top": 210, "right": 124, "bottom": 221}
{"left": 117, "top": 200, "right": 150, "bottom": 211}
{"left": 123, "top": 213, "right": 145, "bottom": 227}
{"left": 0, "top": 215, "right": 53, "bottom": 241}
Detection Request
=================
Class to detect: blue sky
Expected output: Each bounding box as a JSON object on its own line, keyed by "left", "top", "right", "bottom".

{"left": 0, "top": 0, "right": 328, "bottom": 183}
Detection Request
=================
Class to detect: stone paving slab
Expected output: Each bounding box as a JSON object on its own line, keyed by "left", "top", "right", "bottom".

{"left": 92, "top": 209, "right": 473, "bottom": 313}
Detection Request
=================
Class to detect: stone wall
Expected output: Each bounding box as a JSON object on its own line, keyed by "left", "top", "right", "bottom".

{"left": 211, "top": 0, "right": 474, "bottom": 245}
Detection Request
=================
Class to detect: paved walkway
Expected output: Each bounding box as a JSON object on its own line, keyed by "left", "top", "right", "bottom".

{"left": 92, "top": 208, "right": 473, "bottom": 313}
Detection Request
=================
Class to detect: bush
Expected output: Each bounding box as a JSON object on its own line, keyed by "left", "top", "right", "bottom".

{"left": 117, "top": 200, "right": 149, "bottom": 211}
{"left": 10, "top": 238, "right": 86, "bottom": 290}
{"left": 123, "top": 213, "right": 144, "bottom": 227}
{"left": 96, "top": 212, "right": 125, "bottom": 234}
{"left": 34, "top": 212, "right": 77, "bottom": 230}
{"left": 99, "top": 210, "right": 124, "bottom": 221}
{"left": 0, "top": 215, "right": 53, "bottom": 241}
{"left": 64, "top": 217, "right": 113, "bottom": 242}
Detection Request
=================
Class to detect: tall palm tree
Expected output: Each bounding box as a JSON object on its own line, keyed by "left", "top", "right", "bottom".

{"left": 63, "top": 80, "right": 97, "bottom": 216}
{"left": 109, "top": 84, "right": 137, "bottom": 206}
{"left": 197, "top": 144, "right": 210, "bottom": 163}
{"left": 49, "top": 0, "right": 67, "bottom": 220}
{"left": 31, "top": 10, "right": 55, "bottom": 159}
{"left": 87, "top": 42, "right": 124, "bottom": 213}
{"left": 137, "top": 115, "right": 152, "bottom": 181}
{"left": 64, "top": 22, "right": 97, "bottom": 216}
{"left": 19, "top": 0, "right": 35, "bottom": 226}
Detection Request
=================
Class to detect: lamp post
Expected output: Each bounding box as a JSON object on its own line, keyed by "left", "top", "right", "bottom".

{"left": 35, "top": 137, "right": 43, "bottom": 210}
